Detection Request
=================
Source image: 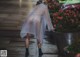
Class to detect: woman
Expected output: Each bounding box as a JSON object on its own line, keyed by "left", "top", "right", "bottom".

{"left": 20, "top": 0, "right": 54, "bottom": 57}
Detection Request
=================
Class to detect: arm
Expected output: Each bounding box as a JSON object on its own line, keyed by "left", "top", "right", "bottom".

{"left": 44, "top": 5, "right": 55, "bottom": 31}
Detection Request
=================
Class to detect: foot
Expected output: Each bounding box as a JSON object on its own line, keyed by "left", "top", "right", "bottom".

{"left": 39, "top": 48, "right": 43, "bottom": 55}
{"left": 25, "top": 48, "right": 29, "bottom": 57}
{"left": 39, "top": 52, "right": 43, "bottom": 56}
{"left": 25, "top": 51, "right": 29, "bottom": 57}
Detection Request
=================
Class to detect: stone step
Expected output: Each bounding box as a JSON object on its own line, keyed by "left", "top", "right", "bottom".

{"left": 0, "top": 27, "right": 21, "bottom": 30}
{"left": 9, "top": 42, "right": 25, "bottom": 47}
{"left": 0, "top": 37, "right": 11, "bottom": 40}
{"left": 7, "top": 47, "right": 25, "bottom": 52}
{"left": 0, "top": 0, "right": 32, "bottom": 6}
{"left": 0, "top": 0, "right": 36, "bottom": 10}
{"left": 0, "top": 37, "right": 24, "bottom": 42}
{"left": 8, "top": 51, "right": 25, "bottom": 55}
{"left": 0, "top": 1, "right": 31, "bottom": 5}
{"left": 0, "top": 5, "right": 28, "bottom": 10}
{"left": 0, "top": 14, "right": 8, "bottom": 18}
{"left": 0, "top": 30, "right": 20, "bottom": 37}
{"left": 6, "top": 43, "right": 57, "bottom": 54}
{"left": 0, "top": 0, "right": 27, "bottom": 2}
{"left": 0, "top": 10, "right": 27, "bottom": 15}
{"left": 0, "top": 19, "right": 21, "bottom": 25}
{"left": 8, "top": 54, "right": 58, "bottom": 57}
{"left": 0, "top": 40, "right": 10, "bottom": 44}
{"left": 9, "top": 38, "right": 35, "bottom": 42}
{"left": 8, "top": 41, "right": 35, "bottom": 47}
{"left": 0, "top": 27, "right": 20, "bottom": 30}
{"left": 0, "top": 23, "right": 18, "bottom": 27}
{"left": 0, "top": 4, "right": 28, "bottom": 9}
{"left": 0, "top": 43, "right": 9, "bottom": 48}
{"left": 0, "top": 20, "right": 19, "bottom": 24}
{"left": 8, "top": 55, "right": 25, "bottom": 57}
{"left": 0, "top": 8, "right": 28, "bottom": 14}
{"left": 43, "top": 55, "right": 58, "bottom": 57}
{"left": 0, "top": 17, "right": 22, "bottom": 22}
{"left": 0, "top": 14, "right": 25, "bottom": 21}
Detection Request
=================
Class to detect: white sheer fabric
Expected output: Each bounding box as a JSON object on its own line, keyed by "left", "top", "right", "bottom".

{"left": 20, "top": 3, "right": 54, "bottom": 42}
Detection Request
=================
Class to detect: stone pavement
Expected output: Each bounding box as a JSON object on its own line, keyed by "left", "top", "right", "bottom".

{"left": 28, "top": 38, "right": 58, "bottom": 57}
{"left": 0, "top": 30, "right": 61, "bottom": 57}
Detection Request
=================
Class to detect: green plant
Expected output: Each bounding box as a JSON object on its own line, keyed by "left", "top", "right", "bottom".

{"left": 47, "top": 0, "right": 80, "bottom": 32}
{"left": 67, "top": 39, "right": 80, "bottom": 54}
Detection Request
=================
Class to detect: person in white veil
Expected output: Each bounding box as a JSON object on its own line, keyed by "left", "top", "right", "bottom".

{"left": 20, "top": 0, "right": 55, "bottom": 56}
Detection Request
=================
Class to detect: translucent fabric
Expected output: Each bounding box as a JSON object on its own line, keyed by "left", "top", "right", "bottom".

{"left": 20, "top": 3, "right": 54, "bottom": 43}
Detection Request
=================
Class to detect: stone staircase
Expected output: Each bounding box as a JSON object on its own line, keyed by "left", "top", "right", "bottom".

{"left": 0, "top": 0, "right": 59, "bottom": 57}
{"left": 0, "top": 30, "right": 58, "bottom": 57}
{"left": 0, "top": 0, "right": 37, "bottom": 30}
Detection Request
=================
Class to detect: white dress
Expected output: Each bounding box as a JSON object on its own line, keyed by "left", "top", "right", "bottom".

{"left": 20, "top": 3, "right": 54, "bottom": 43}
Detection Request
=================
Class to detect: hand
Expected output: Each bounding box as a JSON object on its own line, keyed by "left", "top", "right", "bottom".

{"left": 51, "top": 28, "right": 55, "bottom": 32}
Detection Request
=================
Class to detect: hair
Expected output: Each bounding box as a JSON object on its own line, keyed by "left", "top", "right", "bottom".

{"left": 36, "top": 0, "right": 42, "bottom": 5}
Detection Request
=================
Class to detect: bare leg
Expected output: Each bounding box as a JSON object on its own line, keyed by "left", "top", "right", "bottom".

{"left": 36, "top": 21, "right": 43, "bottom": 55}
{"left": 37, "top": 39, "right": 43, "bottom": 55}
{"left": 25, "top": 20, "right": 33, "bottom": 57}
{"left": 25, "top": 33, "right": 30, "bottom": 57}
{"left": 25, "top": 33, "right": 30, "bottom": 48}
{"left": 37, "top": 38, "right": 42, "bottom": 48}
{"left": 25, "top": 20, "right": 32, "bottom": 48}
{"left": 25, "top": 21, "right": 32, "bottom": 48}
